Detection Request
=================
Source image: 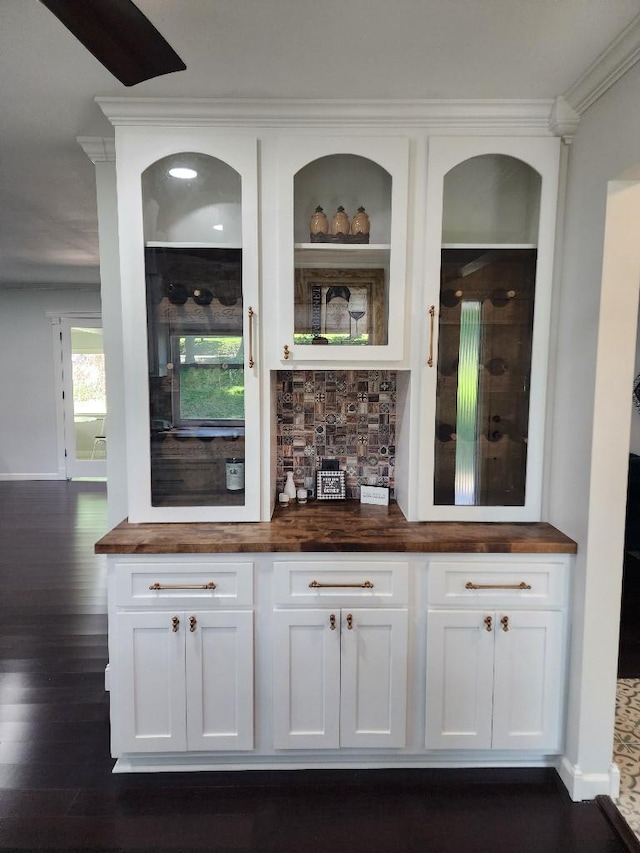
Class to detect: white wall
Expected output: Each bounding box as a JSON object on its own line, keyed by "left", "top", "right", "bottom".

{"left": 0, "top": 286, "right": 101, "bottom": 479}
{"left": 548, "top": 62, "right": 640, "bottom": 797}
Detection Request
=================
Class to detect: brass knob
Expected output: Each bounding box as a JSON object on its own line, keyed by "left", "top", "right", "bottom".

{"left": 501, "top": 615, "right": 509, "bottom": 632}
{"left": 189, "top": 615, "right": 197, "bottom": 633}
{"left": 346, "top": 613, "right": 353, "bottom": 630}
{"left": 484, "top": 615, "right": 492, "bottom": 632}
{"left": 329, "top": 614, "right": 336, "bottom": 630}
{"left": 283, "top": 344, "right": 291, "bottom": 360}
{"left": 171, "top": 615, "right": 179, "bottom": 633}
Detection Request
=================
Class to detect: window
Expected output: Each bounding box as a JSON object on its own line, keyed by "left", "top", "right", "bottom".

{"left": 171, "top": 334, "right": 244, "bottom": 425}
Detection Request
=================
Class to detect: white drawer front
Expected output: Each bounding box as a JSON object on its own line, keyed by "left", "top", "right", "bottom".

{"left": 428, "top": 559, "right": 568, "bottom": 608}
{"left": 273, "top": 561, "right": 408, "bottom": 606}
{"left": 114, "top": 560, "right": 253, "bottom": 607}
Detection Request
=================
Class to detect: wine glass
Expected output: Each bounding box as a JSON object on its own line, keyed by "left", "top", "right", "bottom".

{"left": 348, "top": 309, "right": 366, "bottom": 340}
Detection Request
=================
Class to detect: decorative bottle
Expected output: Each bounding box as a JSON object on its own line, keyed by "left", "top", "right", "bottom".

{"left": 351, "top": 206, "right": 370, "bottom": 237}
{"left": 310, "top": 205, "right": 329, "bottom": 238}
{"left": 284, "top": 471, "right": 297, "bottom": 500}
{"left": 331, "top": 205, "right": 350, "bottom": 236}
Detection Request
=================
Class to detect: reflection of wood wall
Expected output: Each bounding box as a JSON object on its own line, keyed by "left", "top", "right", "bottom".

{"left": 151, "top": 434, "right": 246, "bottom": 506}
{"left": 434, "top": 249, "right": 536, "bottom": 506}
{"left": 156, "top": 298, "right": 242, "bottom": 333}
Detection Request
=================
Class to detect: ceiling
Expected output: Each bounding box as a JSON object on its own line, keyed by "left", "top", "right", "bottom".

{"left": 1, "top": 0, "right": 640, "bottom": 288}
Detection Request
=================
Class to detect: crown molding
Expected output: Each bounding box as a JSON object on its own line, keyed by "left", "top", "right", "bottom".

{"left": 96, "top": 97, "right": 559, "bottom": 136}
{"left": 77, "top": 136, "right": 115, "bottom": 163}
{"left": 563, "top": 12, "right": 640, "bottom": 115}
{"left": 549, "top": 97, "right": 581, "bottom": 144}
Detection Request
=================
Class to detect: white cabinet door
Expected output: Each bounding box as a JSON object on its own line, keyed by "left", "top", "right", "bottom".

{"left": 273, "top": 608, "right": 408, "bottom": 750}
{"left": 186, "top": 610, "right": 254, "bottom": 751}
{"left": 491, "top": 609, "right": 563, "bottom": 751}
{"left": 115, "top": 610, "right": 254, "bottom": 754}
{"left": 340, "top": 608, "right": 408, "bottom": 748}
{"left": 425, "top": 610, "right": 494, "bottom": 750}
{"left": 115, "top": 612, "right": 187, "bottom": 753}
{"left": 273, "top": 609, "right": 341, "bottom": 749}
{"left": 270, "top": 135, "right": 410, "bottom": 366}
{"left": 425, "top": 608, "right": 564, "bottom": 752}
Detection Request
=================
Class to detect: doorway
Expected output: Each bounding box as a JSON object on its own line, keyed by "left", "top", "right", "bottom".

{"left": 60, "top": 318, "right": 107, "bottom": 478}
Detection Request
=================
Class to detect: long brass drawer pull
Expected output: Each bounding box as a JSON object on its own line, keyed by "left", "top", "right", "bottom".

{"left": 248, "top": 306, "right": 255, "bottom": 369}
{"left": 149, "top": 582, "right": 217, "bottom": 591}
{"left": 427, "top": 305, "right": 435, "bottom": 367}
{"left": 309, "top": 580, "right": 374, "bottom": 589}
{"left": 465, "top": 581, "right": 532, "bottom": 591}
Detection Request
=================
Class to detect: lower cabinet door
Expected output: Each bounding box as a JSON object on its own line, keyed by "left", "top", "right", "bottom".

{"left": 491, "top": 609, "right": 563, "bottom": 751}
{"left": 115, "top": 610, "right": 254, "bottom": 754}
{"left": 273, "top": 608, "right": 408, "bottom": 750}
{"left": 115, "top": 611, "right": 188, "bottom": 753}
{"left": 425, "top": 610, "right": 494, "bottom": 750}
{"left": 273, "top": 609, "right": 341, "bottom": 749}
{"left": 340, "top": 608, "right": 408, "bottom": 748}
{"left": 426, "top": 609, "right": 564, "bottom": 752}
{"left": 186, "top": 610, "right": 254, "bottom": 750}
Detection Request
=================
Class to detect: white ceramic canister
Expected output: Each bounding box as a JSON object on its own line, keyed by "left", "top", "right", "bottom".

{"left": 226, "top": 457, "right": 245, "bottom": 492}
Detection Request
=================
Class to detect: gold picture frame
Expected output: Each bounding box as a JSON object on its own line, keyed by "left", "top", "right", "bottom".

{"left": 294, "top": 268, "right": 386, "bottom": 346}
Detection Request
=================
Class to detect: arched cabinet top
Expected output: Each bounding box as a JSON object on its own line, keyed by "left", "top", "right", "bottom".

{"left": 442, "top": 153, "right": 542, "bottom": 247}
{"left": 142, "top": 152, "right": 242, "bottom": 245}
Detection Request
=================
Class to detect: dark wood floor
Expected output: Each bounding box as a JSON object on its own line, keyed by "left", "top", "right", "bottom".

{"left": 0, "top": 480, "right": 637, "bottom": 853}
{"left": 619, "top": 552, "right": 640, "bottom": 678}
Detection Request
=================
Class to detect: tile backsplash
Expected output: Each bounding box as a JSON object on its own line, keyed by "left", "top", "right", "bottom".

{"left": 275, "top": 370, "right": 396, "bottom": 500}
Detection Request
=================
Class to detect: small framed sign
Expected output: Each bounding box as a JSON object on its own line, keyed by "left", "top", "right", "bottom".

{"left": 316, "top": 470, "right": 346, "bottom": 500}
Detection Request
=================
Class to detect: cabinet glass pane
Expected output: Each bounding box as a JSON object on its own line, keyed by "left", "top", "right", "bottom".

{"left": 293, "top": 154, "right": 390, "bottom": 346}
{"left": 434, "top": 155, "right": 540, "bottom": 507}
{"left": 142, "top": 155, "right": 246, "bottom": 508}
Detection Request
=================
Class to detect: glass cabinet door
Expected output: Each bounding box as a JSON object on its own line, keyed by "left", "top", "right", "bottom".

{"left": 116, "top": 135, "right": 259, "bottom": 522}
{"left": 143, "top": 153, "right": 252, "bottom": 512}
{"left": 420, "top": 139, "right": 560, "bottom": 521}
{"left": 434, "top": 155, "right": 540, "bottom": 508}
{"left": 274, "top": 137, "right": 409, "bottom": 364}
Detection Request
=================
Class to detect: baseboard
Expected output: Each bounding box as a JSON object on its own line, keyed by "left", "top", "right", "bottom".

{"left": 558, "top": 755, "right": 621, "bottom": 801}
{"left": 0, "top": 473, "right": 65, "bottom": 481}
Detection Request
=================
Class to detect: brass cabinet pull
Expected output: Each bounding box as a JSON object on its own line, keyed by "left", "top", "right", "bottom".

{"left": 248, "top": 306, "right": 255, "bottom": 369}
{"left": 283, "top": 344, "right": 291, "bottom": 360}
{"left": 189, "top": 615, "right": 197, "bottom": 633}
{"left": 346, "top": 613, "right": 353, "bottom": 630}
{"left": 465, "top": 582, "right": 532, "bottom": 591}
{"left": 427, "top": 305, "right": 435, "bottom": 367}
{"left": 149, "top": 582, "right": 217, "bottom": 591}
{"left": 309, "top": 580, "right": 374, "bottom": 589}
{"left": 501, "top": 615, "right": 509, "bottom": 632}
{"left": 171, "top": 615, "right": 180, "bottom": 633}
{"left": 484, "top": 615, "right": 493, "bottom": 632}
{"left": 329, "top": 614, "right": 336, "bottom": 630}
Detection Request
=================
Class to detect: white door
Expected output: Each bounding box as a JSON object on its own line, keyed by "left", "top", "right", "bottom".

{"left": 491, "top": 609, "right": 564, "bottom": 751}
{"left": 60, "top": 317, "right": 107, "bottom": 478}
{"left": 115, "top": 612, "right": 187, "bottom": 753}
{"left": 273, "top": 609, "right": 341, "bottom": 749}
{"left": 340, "top": 608, "right": 408, "bottom": 748}
{"left": 425, "top": 610, "right": 494, "bottom": 750}
{"left": 186, "top": 610, "right": 254, "bottom": 751}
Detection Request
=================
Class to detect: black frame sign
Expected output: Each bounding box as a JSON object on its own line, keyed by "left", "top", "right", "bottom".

{"left": 316, "top": 470, "right": 346, "bottom": 500}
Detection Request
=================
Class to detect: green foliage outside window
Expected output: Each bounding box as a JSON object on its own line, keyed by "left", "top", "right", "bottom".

{"left": 176, "top": 335, "right": 244, "bottom": 421}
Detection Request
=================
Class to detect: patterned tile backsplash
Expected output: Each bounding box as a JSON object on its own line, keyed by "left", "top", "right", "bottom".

{"left": 275, "top": 370, "right": 396, "bottom": 500}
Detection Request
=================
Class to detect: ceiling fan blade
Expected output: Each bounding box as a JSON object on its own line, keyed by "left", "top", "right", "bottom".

{"left": 39, "top": 0, "right": 186, "bottom": 87}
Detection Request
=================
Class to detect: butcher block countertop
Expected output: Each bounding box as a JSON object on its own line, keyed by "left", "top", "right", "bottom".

{"left": 94, "top": 501, "right": 577, "bottom": 555}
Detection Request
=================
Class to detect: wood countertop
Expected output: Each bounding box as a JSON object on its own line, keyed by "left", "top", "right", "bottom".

{"left": 94, "top": 501, "right": 577, "bottom": 555}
